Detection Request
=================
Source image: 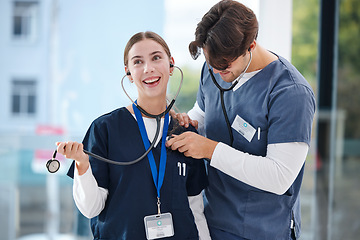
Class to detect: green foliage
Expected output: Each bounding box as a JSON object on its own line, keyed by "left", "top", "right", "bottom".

{"left": 292, "top": 0, "right": 360, "bottom": 138}
{"left": 292, "top": 0, "right": 319, "bottom": 86}
{"left": 168, "top": 66, "right": 200, "bottom": 113}
{"left": 337, "top": 0, "right": 360, "bottom": 138}
{"left": 338, "top": 0, "right": 360, "bottom": 69}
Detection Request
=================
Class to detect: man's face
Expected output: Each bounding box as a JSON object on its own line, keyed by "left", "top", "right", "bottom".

{"left": 204, "top": 49, "right": 251, "bottom": 83}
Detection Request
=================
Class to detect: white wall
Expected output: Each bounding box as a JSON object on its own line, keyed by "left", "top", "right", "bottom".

{"left": 257, "top": 0, "right": 293, "bottom": 61}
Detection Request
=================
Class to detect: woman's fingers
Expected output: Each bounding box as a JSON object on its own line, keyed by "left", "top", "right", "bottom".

{"left": 56, "top": 141, "right": 84, "bottom": 160}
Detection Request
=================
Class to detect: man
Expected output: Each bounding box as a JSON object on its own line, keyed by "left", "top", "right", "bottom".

{"left": 166, "top": 1, "right": 316, "bottom": 239}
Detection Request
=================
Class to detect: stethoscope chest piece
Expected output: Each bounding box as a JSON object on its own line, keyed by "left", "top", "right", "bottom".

{"left": 46, "top": 159, "right": 60, "bottom": 173}
{"left": 46, "top": 150, "right": 60, "bottom": 173}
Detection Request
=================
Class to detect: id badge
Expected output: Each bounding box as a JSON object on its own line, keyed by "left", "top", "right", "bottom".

{"left": 231, "top": 115, "right": 256, "bottom": 142}
{"left": 144, "top": 212, "right": 174, "bottom": 239}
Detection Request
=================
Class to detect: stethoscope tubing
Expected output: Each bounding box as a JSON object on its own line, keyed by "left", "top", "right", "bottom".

{"left": 207, "top": 51, "right": 252, "bottom": 146}
{"left": 86, "top": 66, "right": 184, "bottom": 164}
{"left": 50, "top": 113, "right": 160, "bottom": 167}
{"left": 121, "top": 65, "right": 183, "bottom": 119}
{"left": 83, "top": 116, "right": 161, "bottom": 166}
{"left": 47, "top": 65, "right": 183, "bottom": 173}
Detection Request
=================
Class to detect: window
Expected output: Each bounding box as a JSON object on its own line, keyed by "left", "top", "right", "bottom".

{"left": 12, "top": 1, "right": 38, "bottom": 41}
{"left": 11, "top": 79, "right": 37, "bottom": 116}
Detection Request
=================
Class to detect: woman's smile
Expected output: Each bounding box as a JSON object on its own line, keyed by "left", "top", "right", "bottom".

{"left": 143, "top": 76, "right": 161, "bottom": 86}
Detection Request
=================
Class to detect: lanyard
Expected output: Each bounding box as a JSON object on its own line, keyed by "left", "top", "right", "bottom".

{"left": 133, "top": 102, "right": 169, "bottom": 201}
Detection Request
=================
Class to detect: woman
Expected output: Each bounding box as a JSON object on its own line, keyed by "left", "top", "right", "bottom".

{"left": 56, "top": 31, "right": 210, "bottom": 240}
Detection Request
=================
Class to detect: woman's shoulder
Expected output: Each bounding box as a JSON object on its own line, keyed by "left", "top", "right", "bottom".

{"left": 92, "top": 107, "right": 131, "bottom": 125}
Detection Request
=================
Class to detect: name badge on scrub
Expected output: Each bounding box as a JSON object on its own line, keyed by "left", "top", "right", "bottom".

{"left": 144, "top": 212, "right": 174, "bottom": 239}
{"left": 231, "top": 115, "right": 256, "bottom": 142}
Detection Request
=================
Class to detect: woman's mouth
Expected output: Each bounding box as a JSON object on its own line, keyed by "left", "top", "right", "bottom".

{"left": 143, "top": 77, "right": 160, "bottom": 85}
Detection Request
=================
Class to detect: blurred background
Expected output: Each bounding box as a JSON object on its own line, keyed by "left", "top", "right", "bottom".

{"left": 0, "top": 0, "right": 359, "bottom": 239}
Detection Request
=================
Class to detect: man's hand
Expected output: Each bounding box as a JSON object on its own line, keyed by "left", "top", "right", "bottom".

{"left": 165, "top": 132, "right": 218, "bottom": 159}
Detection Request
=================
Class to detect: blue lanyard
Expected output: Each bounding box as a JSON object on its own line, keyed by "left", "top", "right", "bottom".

{"left": 133, "top": 102, "right": 169, "bottom": 199}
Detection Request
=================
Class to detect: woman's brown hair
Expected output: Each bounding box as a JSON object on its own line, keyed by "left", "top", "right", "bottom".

{"left": 124, "top": 31, "right": 171, "bottom": 67}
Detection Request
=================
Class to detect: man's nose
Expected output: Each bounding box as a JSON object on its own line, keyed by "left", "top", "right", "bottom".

{"left": 213, "top": 68, "right": 222, "bottom": 74}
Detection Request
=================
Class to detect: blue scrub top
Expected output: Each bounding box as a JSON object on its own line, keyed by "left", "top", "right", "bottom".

{"left": 68, "top": 107, "right": 208, "bottom": 240}
{"left": 197, "top": 54, "right": 316, "bottom": 239}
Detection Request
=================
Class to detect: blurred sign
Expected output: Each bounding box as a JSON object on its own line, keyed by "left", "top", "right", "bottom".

{"left": 36, "top": 125, "right": 65, "bottom": 135}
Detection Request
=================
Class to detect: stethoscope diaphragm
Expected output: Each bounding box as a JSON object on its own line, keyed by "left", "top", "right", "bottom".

{"left": 46, "top": 158, "right": 60, "bottom": 173}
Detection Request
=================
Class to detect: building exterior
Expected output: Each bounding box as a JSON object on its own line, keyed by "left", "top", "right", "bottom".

{"left": 0, "top": 0, "right": 164, "bottom": 239}
{"left": 0, "top": 0, "right": 165, "bottom": 135}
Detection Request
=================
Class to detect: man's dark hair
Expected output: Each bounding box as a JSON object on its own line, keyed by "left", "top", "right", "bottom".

{"left": 189, "top": 0, "right": 258, "bottom": 70}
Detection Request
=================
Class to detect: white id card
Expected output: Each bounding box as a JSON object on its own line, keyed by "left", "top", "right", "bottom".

{"left": 144, "top": 212, "right": 174, "bottom": 239}
{"left": 231, "top": 115, "right": 256, "bottom": 142}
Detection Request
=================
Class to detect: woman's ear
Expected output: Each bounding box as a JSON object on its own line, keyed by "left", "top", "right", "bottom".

{"left": 125, "top": 66, "right": 133, "bottom": 82}
{"left": 169, "top": 57, "right": 175, "bottom": 75}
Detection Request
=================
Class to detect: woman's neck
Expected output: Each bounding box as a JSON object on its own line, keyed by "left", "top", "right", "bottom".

{"left": 132, "top": 97, "right": 167, "bottom": 117}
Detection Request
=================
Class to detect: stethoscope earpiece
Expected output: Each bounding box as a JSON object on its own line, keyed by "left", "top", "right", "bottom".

{"left": 121, "top": 65, "right": 183, "bottom": 118}
{"left": 127, "top": 63, "right": 173, "bottom": 75}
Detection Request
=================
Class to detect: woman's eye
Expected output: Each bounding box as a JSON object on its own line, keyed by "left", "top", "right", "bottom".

{"left": 153, "top": 55, "right": 161, "bottom": 61}
{"left": 134, "top": 59, "right": 142, "bottom": 65}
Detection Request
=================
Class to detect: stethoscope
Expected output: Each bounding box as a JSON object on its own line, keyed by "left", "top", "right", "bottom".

{"left": 46, "top": 64, "right": 183, "bottom": 173}
{"left": 207, "top": 51, "right": 252, "bottom": 146}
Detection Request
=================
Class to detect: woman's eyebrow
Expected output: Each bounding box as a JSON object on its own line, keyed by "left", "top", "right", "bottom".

{"left": 130, "top": 55, "right": 143, "bottom": 60}
{"left": 130, "top": 51, "right": 164, "bottom": 61}
{"left": 150, "top": 51, "right": 162, "bottom": 55}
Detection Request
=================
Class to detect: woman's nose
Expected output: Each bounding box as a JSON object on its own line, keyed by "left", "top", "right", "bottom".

{"left": 144, "top": 62, "right": 155, "bottom": 73}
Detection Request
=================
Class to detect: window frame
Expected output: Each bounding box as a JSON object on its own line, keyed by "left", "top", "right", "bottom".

{"left": 11, "top": 79, "right": 37, "bottom": 117}
{"left": 12, "top": 1, "right": 39, "bottom": 42}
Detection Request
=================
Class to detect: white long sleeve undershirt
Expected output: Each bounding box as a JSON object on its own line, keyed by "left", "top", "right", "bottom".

{"left": 72, "top": 115, "right": 211, "bottom": 239}
{"left": 188, "top": 192, "right": 211, "bottom": 240}
{"left": 188, "top": 101, "right": 309, "bottom": 195}
{"left": 73, "top": 165, "right": 107, "bottom": 218}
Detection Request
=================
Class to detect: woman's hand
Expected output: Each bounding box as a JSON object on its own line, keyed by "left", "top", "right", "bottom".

{"left": 169, "top": 110, "right": 198, "bottom": 129}
{"left": 56, "top": 141, "right": 89, "bottom": 175}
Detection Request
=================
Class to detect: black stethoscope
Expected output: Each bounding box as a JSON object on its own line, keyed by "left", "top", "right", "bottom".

{"left": 207, "top": 51, "right": 252, "bottom": 146}
{"left": 46, "top": 64, "right": 183, "bottom": 173}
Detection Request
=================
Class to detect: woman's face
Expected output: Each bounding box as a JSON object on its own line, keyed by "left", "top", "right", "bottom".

{"left": 126, "top": 39, "right": 174, "bottom": 102}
